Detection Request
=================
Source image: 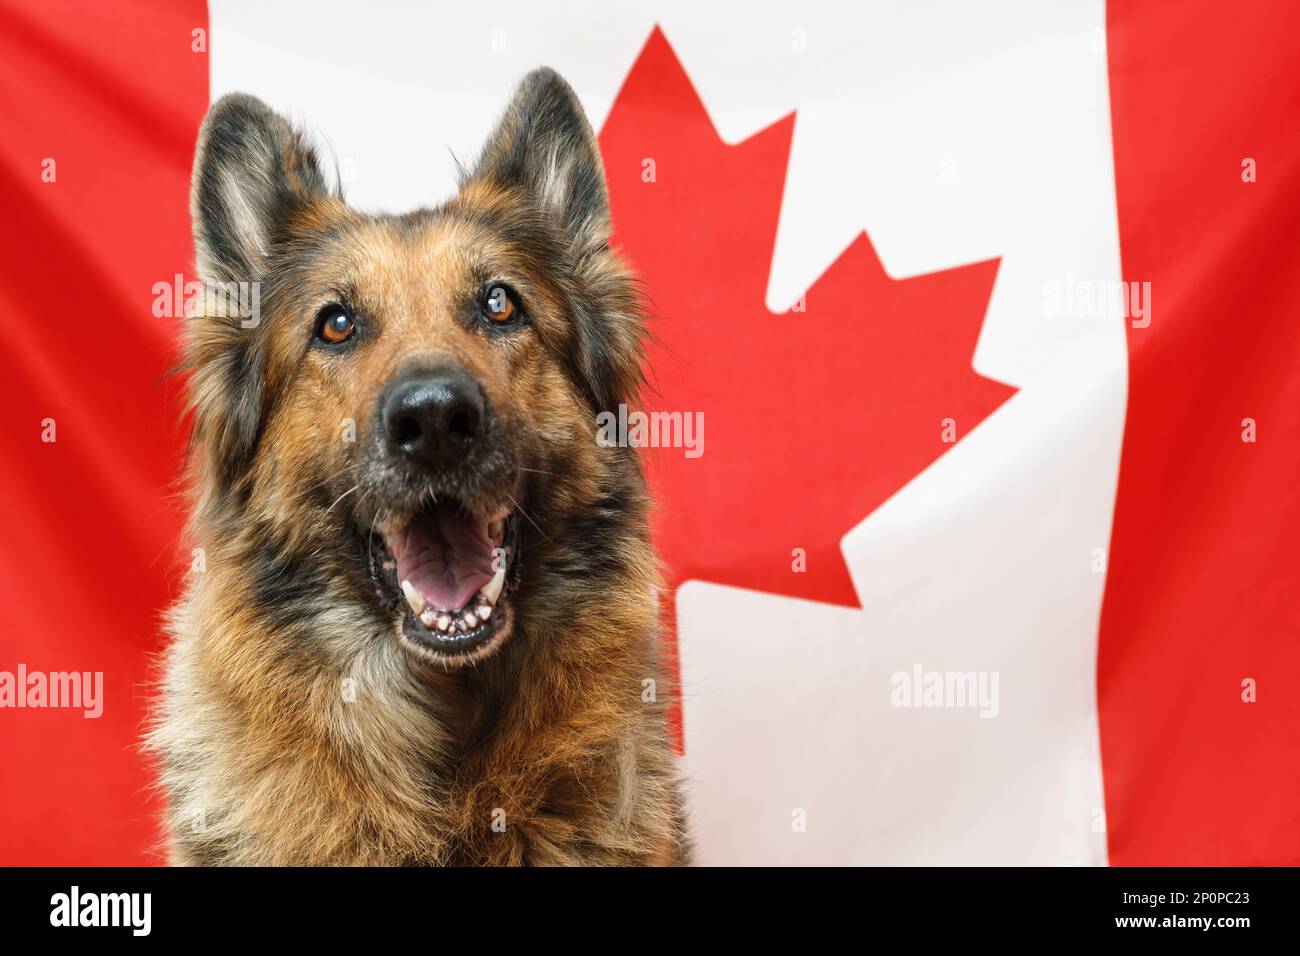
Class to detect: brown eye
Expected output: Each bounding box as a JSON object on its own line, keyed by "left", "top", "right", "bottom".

{"left": 483, "top": 285, "right": 516, "bottom": 324}
{"left": 316, "top": 306, "right": 355, "bottom": 345}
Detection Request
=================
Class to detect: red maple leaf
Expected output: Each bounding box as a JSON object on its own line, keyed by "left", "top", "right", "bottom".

{"left": 599, "top": 27, "right": 1016, "bottom": 615}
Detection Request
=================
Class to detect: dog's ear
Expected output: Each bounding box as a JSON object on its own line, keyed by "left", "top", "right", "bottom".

{"left": 471, "top": 68, "right": 610, "bottom": 246}
{"left": 186, "top": 94, "right": 328, "bottom": 497}
{"left": 472, "top": 71, "right": 645, "bottom": 412}
{"left": 191, "top": 93, "right": 329, "bottom": 283}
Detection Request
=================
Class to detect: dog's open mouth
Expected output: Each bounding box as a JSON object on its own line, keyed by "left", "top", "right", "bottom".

{"left": 368, "top": 500, "right": 520, "bottom": 662}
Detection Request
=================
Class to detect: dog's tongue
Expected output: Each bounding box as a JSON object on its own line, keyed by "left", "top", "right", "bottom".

{"left": 385, "top": 505, "right": 495, "bottom": 611}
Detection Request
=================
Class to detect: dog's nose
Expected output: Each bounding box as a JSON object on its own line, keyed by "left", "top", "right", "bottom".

{"left": 382, "top": 368, "right": 485, "bottom": 469}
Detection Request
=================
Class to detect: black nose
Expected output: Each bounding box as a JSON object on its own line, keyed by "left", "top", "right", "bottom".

{"left": 382, "top": 368, "right": 485, "bottom": 469}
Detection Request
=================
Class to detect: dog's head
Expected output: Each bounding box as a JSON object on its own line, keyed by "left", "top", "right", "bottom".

{"left": 184, "top": 72, "right": 646, "bottom": 667}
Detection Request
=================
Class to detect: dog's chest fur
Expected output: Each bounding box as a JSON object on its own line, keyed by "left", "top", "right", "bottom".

{"left": 154, "top": 580, "right": 684, "bottom": 866}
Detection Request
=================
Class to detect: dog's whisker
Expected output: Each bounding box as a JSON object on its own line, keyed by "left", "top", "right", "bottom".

{"left": 505, "top": 492, "right": 548, "bottom": 542}
{"left": 325, "top": 483, "right": 361, "bottom": 514}
{"left": 318, "top": 461, "right": 361, "bottom": 486}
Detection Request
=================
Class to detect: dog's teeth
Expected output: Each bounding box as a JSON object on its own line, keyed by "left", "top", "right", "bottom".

{"left": 419, "top": 609, "right": 436, "bottom": 629}
{"left": 480, "top": 564, "right": 506, "bottom": 606}
{"left": 477, "top": 602, "right": 492, "bottom": 621}
{"left": 401, "top": 580, "right": 426, "bottom": 616}
{"left": 436, "top": 613, "right": 452, "bottom": 633}
{"left": 462, "top": 610, "right": 479, "bottom": 629}
{"left": 456, "top": 617, "right": 469, "bottom": 632}
{"left": 382, "top": 560, "right": 395, "bottom": 572}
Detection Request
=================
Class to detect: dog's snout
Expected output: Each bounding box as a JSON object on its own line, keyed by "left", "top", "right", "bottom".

{"left": 382, "top": 368, "right": 485, "bottom": 469}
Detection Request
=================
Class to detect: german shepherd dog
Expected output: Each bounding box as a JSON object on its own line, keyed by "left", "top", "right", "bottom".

{"left": 150, "top": 70, "right": 688, "bottom": 865}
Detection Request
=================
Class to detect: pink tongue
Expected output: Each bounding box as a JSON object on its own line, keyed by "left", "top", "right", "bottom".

{"left": 385, "top": 505, "right": 495, "bottom": 611}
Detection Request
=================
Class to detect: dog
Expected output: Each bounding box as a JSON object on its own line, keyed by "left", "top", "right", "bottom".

{"left": 149, "top": 70, "right": 689, "bottom": 865}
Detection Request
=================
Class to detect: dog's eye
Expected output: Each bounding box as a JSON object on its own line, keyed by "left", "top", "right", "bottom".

{"left": 483, "top": 285, "right": 518, "bottom": 325}
{"left": 315, "top": 306, "right": 355, "bottom": 345}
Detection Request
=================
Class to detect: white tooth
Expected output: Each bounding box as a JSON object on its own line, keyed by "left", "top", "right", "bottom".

{"left": 480, "top": 564, "right": 506, "bottom": 606}
{"left": 436, "top": 613, "right": 452, "bottom": 633}
{"left": 401, "top": 580, "right": 426, "bottom": 616}
{"left": 382, "top": 560, "right": 395, "bottom": 572}
{"left": 463, "top": 610, "right": 479, "bottom": 629}
{"left": 477, "top": 603, "right": 492, "bottom": 621}
{"left": 419, "top": 609, "right": 436, "bottom": 628}
{"left": 456, "top": 618, "right": 469, "bottom": 632}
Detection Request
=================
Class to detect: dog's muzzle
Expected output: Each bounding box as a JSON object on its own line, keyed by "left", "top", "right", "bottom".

{"left": 361, "top": 363, "right": 522, "bottom": 664}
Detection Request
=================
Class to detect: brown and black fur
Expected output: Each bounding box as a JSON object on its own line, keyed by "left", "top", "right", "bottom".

{"left": 149, "top": 71, "right": 689, "bottom": 865}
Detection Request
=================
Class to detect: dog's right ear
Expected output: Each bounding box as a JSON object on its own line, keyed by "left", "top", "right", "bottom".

{"left": 186, "top": 95, "right": 329, "bottom": 497}
{"left": 191, "top": 93, "right": 329, "bottom": 283}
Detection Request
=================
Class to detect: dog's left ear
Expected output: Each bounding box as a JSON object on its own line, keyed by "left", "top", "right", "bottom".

{"left": 471, "top": 68, "right": 610, "bottom": 246}
{"left": 472, "top": 70, "right": 645, "bottom": 412}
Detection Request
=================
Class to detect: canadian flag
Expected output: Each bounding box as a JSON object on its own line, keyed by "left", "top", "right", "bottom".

{"left": 1, "top": 1, "right": 1297, "bottom": 866}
